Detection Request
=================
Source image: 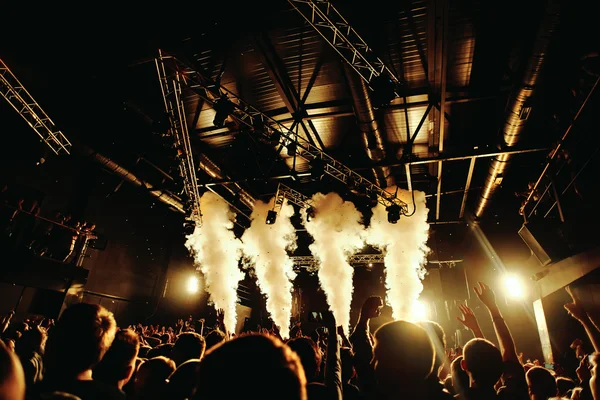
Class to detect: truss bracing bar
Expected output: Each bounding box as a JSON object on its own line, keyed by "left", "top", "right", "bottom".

{"left": 287, "top": 0, "right": 401, "bottom": 93}
{"left": 161, "top": 54, "right": 408, "bottom": 213}
{"left": 156, "top": 51, "right": 203, "bottom": 223}
{"left": 0, "top": 59, "right": 72, "bottom": 155}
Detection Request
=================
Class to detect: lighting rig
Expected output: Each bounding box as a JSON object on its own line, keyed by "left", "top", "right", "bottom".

{"left": 287, "top": 0, "right": 402, "bottom": 107}
{"left": 155, "top": 50, "right": 203, "bottom": 230}
{"left": 0, "top": 58, "right": 72, "bottom": 155}
{"left": 266, "top": 183, "right": 314, "bottom": 225}
{"left": 158, "top": 53, "right": 410, "bottom": 221}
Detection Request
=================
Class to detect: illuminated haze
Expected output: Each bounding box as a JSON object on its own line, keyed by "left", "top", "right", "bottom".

{"left": 303, "top": 192, "right": 364, "bottom": 331}
{"left": 241, "top": 199, "right": 297, "bottom": 338}
{"left": 185, "top": 192, "right": 243, "bottom": 333}
{"left": 365, "top": 188, "right": 430, "bottom": 320}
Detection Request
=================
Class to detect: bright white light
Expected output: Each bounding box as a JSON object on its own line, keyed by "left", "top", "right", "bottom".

{"left": 411, "top": 300, "right": 429, "bottom": 321}
{"left": 504, "top": 274, "right": 525, "bottom": 299}
{"left": 187, "top": 275, "right": 200, "bottom": 294}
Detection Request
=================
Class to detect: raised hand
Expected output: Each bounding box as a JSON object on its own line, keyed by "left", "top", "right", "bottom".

{"left": 456, "top": 303, "right": 484, "bottom": 338}
{"left": 360, "top": 296, "right": 383, "bottom": 320}
{"left": 474, "top": 282, "right": 497, "bottom": 310}
{"left": 456, "top": 304, "right": 479, "bottom": 331}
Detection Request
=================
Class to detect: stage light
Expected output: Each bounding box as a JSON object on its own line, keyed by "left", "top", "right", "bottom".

{"left": 187, "top": 275, "right": 200, "bottom": 294}
{"left": 306, "top": 206, "right": 316, "bottom": 222}
{"left": 504, "top": 274, "right": 526, "bottom": 299}
{"left": 310, "top": 158, "right": 325, "bottom": 180}
{"left": 371, "top": 74, "right": 397, "bottom": 109}
{"left": 213, "top": 95, "right": 235, "bottom": 128}
{"left": 411, "top": 300, "right": 429, "bottom": 321}
{"left": 183, "top": 220, "right": 196, "bottom": 235}
{"left": 286, "top": 141, "right": 297, "bottom": 156}
{"left": 269, "top": 130, "right": 281, "bottom": 144}
{"left": 386, "top": 204, "right": 401, "bottom": 224}
{"left": 266, "top": 210, "right": 277, "bottom": 225}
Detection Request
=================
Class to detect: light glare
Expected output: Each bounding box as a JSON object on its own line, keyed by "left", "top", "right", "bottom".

{"left": 187, "top": 275, "right": 200, "bottom": 294}
{"left": 504, "top": 274, "right": 525, "bottom": 299}
{"left": 411, "top": 300, "right": 429, "bottom": 321}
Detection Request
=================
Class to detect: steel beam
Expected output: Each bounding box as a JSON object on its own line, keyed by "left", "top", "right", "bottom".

{"left": 459, "top": 157, "right": 476, "bottom": 218}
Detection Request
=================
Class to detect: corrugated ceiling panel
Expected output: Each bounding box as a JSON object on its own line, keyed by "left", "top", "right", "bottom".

{"left": 309, "top": 116, "right": 354, "bottom": 149}
{"left": 447, "top": 4, "right": 476, "bottom": 88}
{"left": 384, "top": 2, "right": 429, "bottom": 90}
{"left": 384, "top": 106, "right": 431, "bottom": 146}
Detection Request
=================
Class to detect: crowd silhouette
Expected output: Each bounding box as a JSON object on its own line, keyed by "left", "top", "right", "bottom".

{"left": 1, "top": 280, "right": 599, "bottom": 399}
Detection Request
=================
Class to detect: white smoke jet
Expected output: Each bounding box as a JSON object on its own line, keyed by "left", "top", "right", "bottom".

{"left": 365, "top": 187, "right": 430, "bottom": 320}
{"left": 185, "top": 192, "right": 243, "bottom": 333}
{"left": 241, "top": 199, "right": 297, "bottom": 338}
{"left": 303, "top": 192, "right": 364, "bottom": 332}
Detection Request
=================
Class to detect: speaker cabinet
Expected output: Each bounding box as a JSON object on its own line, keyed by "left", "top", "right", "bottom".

{"left": 518, "top": 220, "right": 570, "bottom": 266}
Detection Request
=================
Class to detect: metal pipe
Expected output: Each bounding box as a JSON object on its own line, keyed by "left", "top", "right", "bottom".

{"left": 79, "top": 145, "right": 184, "bottom": 213}
{"left": 474, "top": 2, "right": 559, "bottom": 218}
{"left": 343, "top": 63, "right": 394, "bottom": 188}
{"left": 197, "top": 154, "right": 256, "bottom": 209}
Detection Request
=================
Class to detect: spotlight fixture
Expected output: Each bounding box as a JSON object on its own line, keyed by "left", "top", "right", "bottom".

{"left": 269, "top": 130, "right": 281, "bottom": 144}
{"left": 309, "top": 158, "right": 325, "bottom": 180}
{"left": 306, "top": 206, "right": 316, "bottom": 222}
{"left": 371, "top": 74, "right": 397, "bottom": 109}
{"left": 265, "top": 210, "right": 277, "bottom": 225}
{"left": 386, "top": 204, "right": 401, "bottom": 224}
{"left": 286, "top": 141, "right": 297, "bottom": 156}
{"left": 212, "top": 95, "right": 235, "bottom": 128}
{"left": 368, "top": 191, "right": 379, "bottom": 206}
{"left": 183, "top": 220, "right": 196, "bottom": 235}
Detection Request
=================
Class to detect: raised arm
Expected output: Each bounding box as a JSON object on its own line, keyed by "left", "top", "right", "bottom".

{"left": 323, "top": 312, "right": 342, "bottom": 400}
{"left": 456, "top": 303, "right": 485, "bottom": 339}
{"left": 474, "top": 282, "right": 519, "bottom": 363}
{"left": 565, "top": 286, "right": 600, "bottom": 352}
{"left": 349, "top": 296, "right": 382, "bottom": 394}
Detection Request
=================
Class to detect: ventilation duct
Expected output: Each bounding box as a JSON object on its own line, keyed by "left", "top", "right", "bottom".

{"left": 80, "top": 145, "right": 184, "bottom": 213}
{"left": 343, "top": 64, "right": 394, "bottom": 188}
{"left": 197, "top": 153, "right": 256, "bottom": 210}
{"left": 474, "top": 2, "right": 559, "bottom": 218}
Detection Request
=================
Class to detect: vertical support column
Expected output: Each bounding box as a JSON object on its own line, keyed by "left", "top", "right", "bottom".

{"left": 533, "top": 298, "right": 553, "bottom": 363}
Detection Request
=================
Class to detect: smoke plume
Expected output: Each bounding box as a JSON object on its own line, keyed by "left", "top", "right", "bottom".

{"left": 185, "top": 192, "right": 243, "bottom": 333}
{"left": 241, "top": 199, "right": 297, "bottom": 338}
{"left": 303, "top": 192, "right": 364, "bottom": 331}
{"left": 365, "top": 188, "right": 430, "bottom": 320}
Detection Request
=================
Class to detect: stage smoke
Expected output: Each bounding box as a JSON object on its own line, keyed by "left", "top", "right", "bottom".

{"left": 241, "top": 199, "right": 297, "bottom": 338}
{"left": 365, "top": 188, "right": 430, "bottom": 320}
{"left": 303, "top": 192, "right": 364, "bottom": 332}
{"left": 185, "top": 192, "right": 243, "bottom": 333}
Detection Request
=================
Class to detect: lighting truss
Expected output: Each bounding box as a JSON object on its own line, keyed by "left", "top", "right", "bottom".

{"left": 272, "top": 183, "right": 313, "bottom": 214}
{"left": 0, "top": 58, "right": 72, "bottom": 155}
{"left": 162, "top": 53, "right": 408, "bottom": 213}
{"left": 287, "top": 0, "right": 401, "bottom": 93}
{"left": 291, "top": 254, "right": 463, "bottom": 269}
{"left": 156, "top": 51, "right": 203, "bottom": 223}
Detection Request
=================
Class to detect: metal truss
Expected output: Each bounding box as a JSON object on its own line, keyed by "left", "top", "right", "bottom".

{"left": 272, "top": 183, "right": 313, "bottom": 214}
{"left": 161, "top": 53, "right": 408, "bottom": 213}
{"left": 291, "top": 253, "right": 463, "bottom": 268}
{"left": 0, "top": 58, "right": 72, "bottom": 155}
{"left": 287, "top": 0, "right": 401, "bottom": 93}
{"left": 155, "top": 51, "right": 203, "bottom": 223}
